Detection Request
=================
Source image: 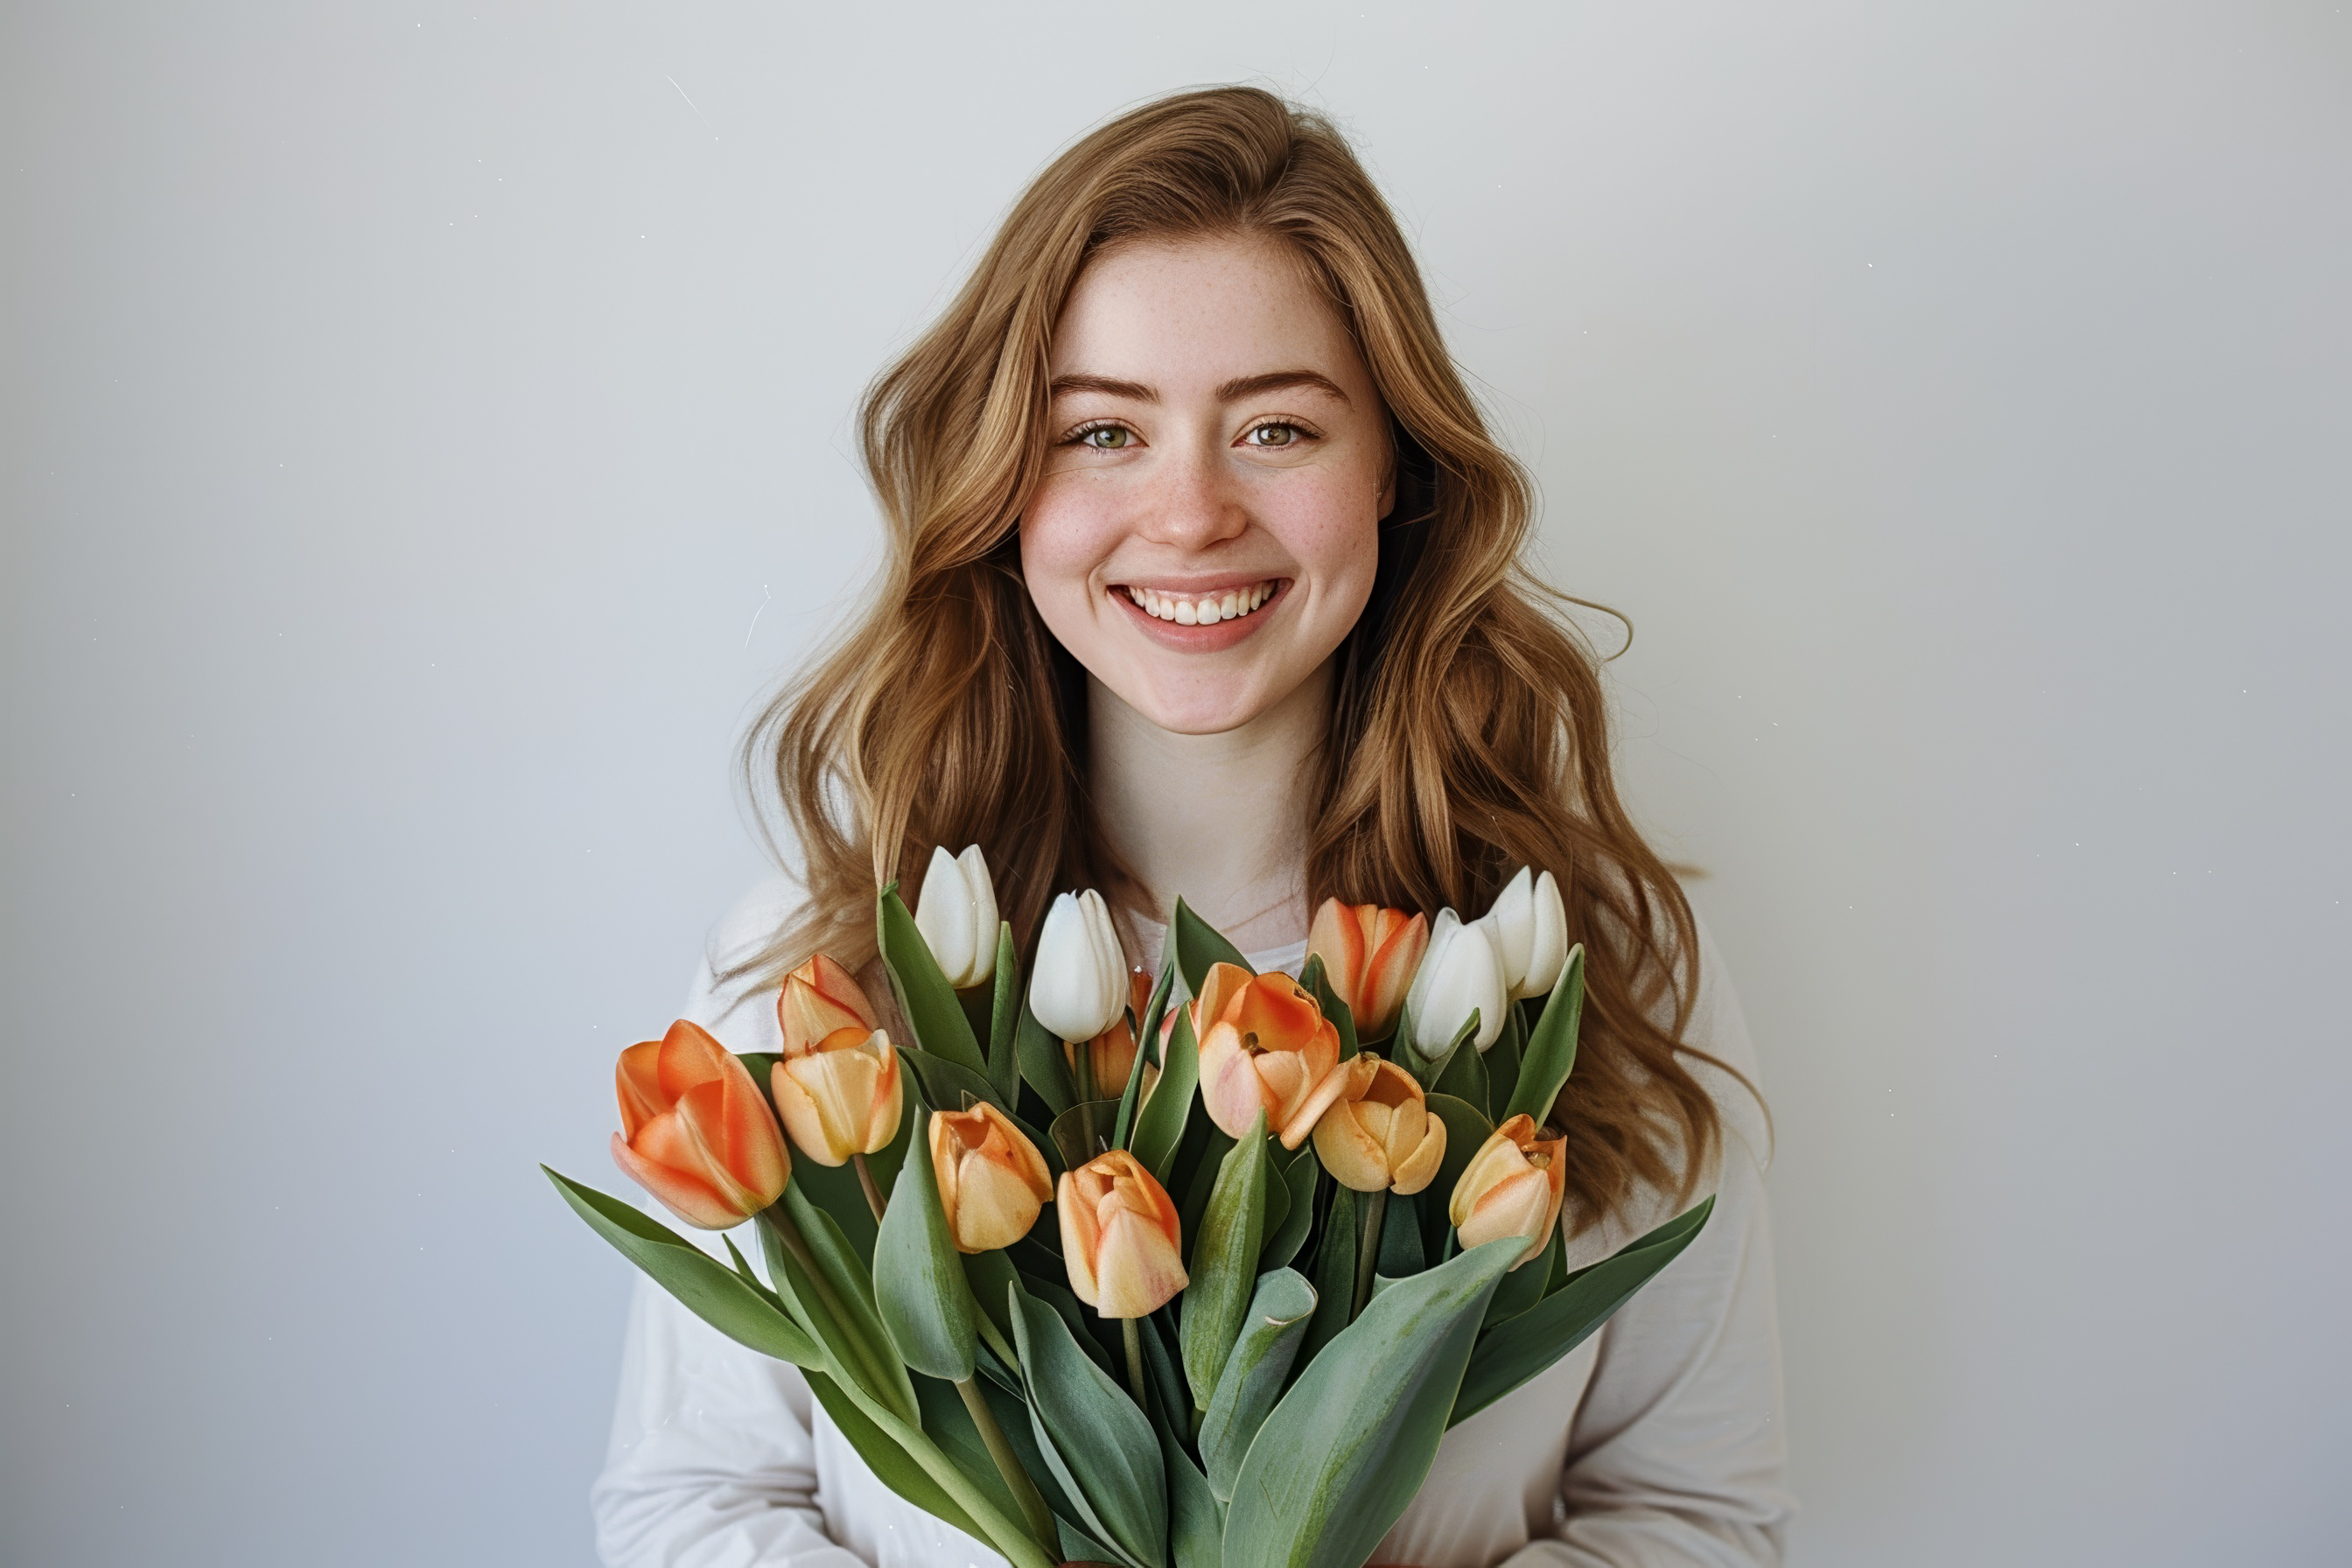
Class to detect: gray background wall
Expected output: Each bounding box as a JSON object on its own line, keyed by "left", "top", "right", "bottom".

{"left": 4, "top": 4, "right": 2346, "bottom": 1564}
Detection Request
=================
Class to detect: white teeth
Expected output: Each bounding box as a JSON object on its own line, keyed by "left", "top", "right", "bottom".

{"left": 1124, "top": 580, "right": 1278, "bottom": 625}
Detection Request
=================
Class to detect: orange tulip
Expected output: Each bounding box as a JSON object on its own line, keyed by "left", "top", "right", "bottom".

{"left": 1067, "top": 970, "right": 1158, "bottom": 1104}
{"left": 777, "top": 953, "right": 879, "bottom": 1058}
{"left": 1311, "top": 1054, "right": 1447, "bottom": 1195}
{"left": 930, "top": 1102, "right": 1054, "bottom": 1253}
{"left": 769, "top": 1026, "right": 903, "bottom": 1166}
{"left": 1057, "top": 1149, "right": 1189, "bottom": 1318}
{"left": 1194, "top": 962, "right": 1348, "bottom": 1149}
{"left": 1305, "top": 899, "right": 1430, "bottom": 1040}
{"left": 612, "top": 1019, "right": 791, "bottom": 1229}
{"left": 1448, "top": 1113, "right": 1568, "bottom": 1268}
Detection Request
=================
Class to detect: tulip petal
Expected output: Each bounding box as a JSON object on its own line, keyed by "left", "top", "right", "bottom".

{"left": 1092, "top": 1205, "right": 1191, "bottom": 1319}
{"left": 1197, "top": 1021, "right": 1270, "bottom": 1139}
{"left": 1312, "top": 1101, "right": 1391, "bottom": 1193}
{"left": 614, "top": 1040, "right": 666, "bottom": 1140}
{"left": 1389, "top": 1118, "right": 1447, "bottom": 1196}
{"left": 914, "top": 845, "right": 978, "bottom": 988}
{"left": 612, "top": 1127, "right": 750, "bottom": 1231}
{"left": 1057, "top": 1171, "right": 1100, "bottom": 1306}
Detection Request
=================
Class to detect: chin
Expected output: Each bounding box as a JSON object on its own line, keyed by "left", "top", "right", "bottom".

{"left": 1120, "top": 671, "right": 1278, "bottom": 737}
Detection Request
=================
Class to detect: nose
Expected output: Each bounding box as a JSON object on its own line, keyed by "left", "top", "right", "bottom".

{"left": 1134, "top": 435, "right": 1250, "bottom": 553}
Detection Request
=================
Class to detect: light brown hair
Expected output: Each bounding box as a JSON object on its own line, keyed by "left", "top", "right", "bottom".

{"left": 741, "top": 86, "right": 1733, "bottom": 1224}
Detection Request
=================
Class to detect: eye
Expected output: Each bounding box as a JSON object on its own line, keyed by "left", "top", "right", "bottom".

{"left": 1242, "top": 422, "right": 1309, "bottom": 448}
{"left": 1068, "top": 422, "right": 1137, "bottom": 450}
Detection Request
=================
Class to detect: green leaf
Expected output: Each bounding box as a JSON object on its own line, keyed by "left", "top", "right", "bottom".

{"left": 1016, "top": 994, "right": 1076, "bottom": 1118}
{"left": 1134, "top": 1308, "right": 1190, "bottom": 1434}
{"left": 1181, "top": 1112, "right": 1270, "bottom": 1412}
{"left": 900, "top": 1042, "right": 1007, "bottom": 1120}
{"left": 1450, "top": 1197, "right": 1713, "bottom": 1426}
{"left": 877, "top": 883, "right": 988, "bottom": 1074}
{"left": 1177, "top": 1125, "right": 1237, "bottom": 1264}
{"left": 1376, "top": 1191, "right": 1424, "bottom": 1278}
{"left": 772, "top": 1089, "right": 913, "bottom": 1268}
{"left": 1010, "top": 1282, "right": 1170, "bottom": 1568}
{"left": 1261, "top": 1144, "right": 1317, "bottom": 1271}
{"left": 1298, "top": 953, "right": 1359, "bottom": 1060}
{"left": 962, "top": 1248, "right": 1022, "bottom": 1368}
{"left": 1015, "top": 1267, "right": 1116, "bottom": 1379}
{"left": 986, "top": 922, "right": 1023, "bottom": 1107}
{"left": 1302, "top": 1182, "right": 1358, "bottom": 1362}
{"left": 1111, "top": 960, "right": 1172, "bottom": 1151}
{"left": 1130, "top": 998, "right": 1200, "bottom": 1184}
{"left": 1049, "top": 1099, "right": 1122, "bottom": 1172}
{"left": 805, "top": 1368, "right": 989, "bottom": 1542}
{"left": 1172, "top": 897, "right": 1251, "bottom": 996}
{"left": 543, "top": 1168, "right": 817, "bottom": 1366}
{"left": 1479, "top": 1224, "right": 1557, "bottom": 1333}
{"left": 761, "top": 1186, "right": 920, "bottom": 1424}
{"left": 1501, "top": 945, "right": 1584, "bottom": 1126}
{"left": 1220, "top": 1239, "right": 1521, "bottom": 1568}
{"left": 1432, "top": 1031, "right": 1489, "bottom": 1116}
{"left": 1163, "top": 1419, "right": 1227, "bottom": 1568}
{"left": 1417, "top": 1093, "right": 1494, "bottom": 1261}
{"left": 872, "top": 1082, "right": 978, "bottom": 1380}
{"left": 1405, "top": 1005, "right": 1480, "bottom": 1093}
{"left": 1484, "top": 1004, "right": 1525, "bottom": 1124}
{"left": 1197, "top": 1269, "right": 1316, "bottom": 1502}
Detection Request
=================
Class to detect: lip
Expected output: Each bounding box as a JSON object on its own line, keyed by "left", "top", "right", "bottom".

{"left": 1108, "top": 576, "right": 1291, "bottom": 653}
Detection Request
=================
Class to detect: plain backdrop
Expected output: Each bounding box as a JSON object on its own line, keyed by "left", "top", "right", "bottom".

{"left": 4, "top": 4, "right": 2348, "bottom": 1564}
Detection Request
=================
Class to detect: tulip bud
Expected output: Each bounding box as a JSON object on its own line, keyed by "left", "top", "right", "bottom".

{"left": 1067, "top": 970, "right": 1158, "bottom": 1104}
{"left": 1476, "top": 867, "right": 1569, "bottom": 1001}
{"left": 1447, "top": 1113, "right": 1567, "bottom": 1268}
{"left": 1403, "top": 909, "right": 1508, "bottom": 1057}
{"left": 1195, "top": 962, "right": 1350, "bottom": 1149}
{"left": 913, "top": 844, "right": 1000, "bottom": 990}
{"left": 1305, "top": 898, "right": 1429, "bottom": 1040}
{"left": 1311, "top": 1054, "right": 1448, "bottom": 1195}
{"left": 611, "top": 1020, "right": 791, "bottom": 1229}
{"left": 769, "top": 1026, "right": 903, "bottom": 1166}
{"left": 1029, "top": 889, "right": 1127, "bottom": 1043}
{"left": 929, "top": 1102, "right": 1054, "bottom": 1254}
{"left": 1056, "top": 1148, "right": 1189, "bottom": 1318}
{"left": 777, "top": 953, "right": 881, "bottom": 1059}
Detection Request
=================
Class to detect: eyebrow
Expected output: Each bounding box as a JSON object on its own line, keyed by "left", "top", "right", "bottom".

{"left": 1046, "top": 368, "right": 1353, "bottom": 406}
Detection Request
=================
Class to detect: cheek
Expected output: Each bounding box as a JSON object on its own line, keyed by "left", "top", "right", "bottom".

{"left": 1018, "top": 481, "right": 1118, "bottom": 606}
{"left": 1261, "top": 468, "right": 1382, "bottom": 607}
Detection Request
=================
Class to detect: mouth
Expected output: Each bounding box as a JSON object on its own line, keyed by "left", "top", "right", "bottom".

{"left": 1117, "top": 578, "right": 1283, "bottom": 626}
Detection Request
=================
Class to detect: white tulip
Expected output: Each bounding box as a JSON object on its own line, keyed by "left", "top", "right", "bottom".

{"left": 914, "top": 844, "right": 1000, "bottom": 988}
{"left": 1029, "top": 889, "right": 1127, "bottom": 1043}
{"left": 1477, "top": 866, "right": 1569, "bottom": 1000}
{"left": 1403, "top": 907, "right": 1508, "bottom": 1058}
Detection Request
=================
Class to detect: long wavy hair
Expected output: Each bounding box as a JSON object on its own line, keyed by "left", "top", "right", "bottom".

{"left": 740, "top": 87, "right": 1734, "bottom": 1224}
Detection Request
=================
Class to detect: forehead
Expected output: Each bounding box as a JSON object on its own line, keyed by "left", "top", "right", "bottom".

{"left": 1049, "top": 234, "right": 1364, "bottom": 387}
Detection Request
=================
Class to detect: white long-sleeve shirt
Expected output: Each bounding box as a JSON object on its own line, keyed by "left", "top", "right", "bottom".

{"left": 591, "top": 879, "right": 1793, "bottom": 1567}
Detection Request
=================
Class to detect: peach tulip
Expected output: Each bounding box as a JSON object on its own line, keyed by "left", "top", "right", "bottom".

{"left": 777, "top": 953, "right": 880, "bottom": 1059}
{"left": 1057, "top": 1149, "right": 1189, "bottom": 1319}
{"left": 1067, "top": 970, "right": 1158, "bottom": 1104}
{"left": 930, "top": 1102, "right": 1054, "bottom": 1254}
{"left": 612, "top": 1019, "right": 791, "bottom": 1229}
{"left": 1448, "top": 1113, "right": 1568, "bottom": 1268}
{"left": 1194, "top": 962, "right": 1348, "bottom": 1149}
{"left": 1311, "top": 1054, "right": 1447, "bottom": 1195}
{"left": 1305, "top": 899, "right": 1429, "bottom": 1040}
{"left": 769, "top": 1026, "right": 903, "bottom": 1166}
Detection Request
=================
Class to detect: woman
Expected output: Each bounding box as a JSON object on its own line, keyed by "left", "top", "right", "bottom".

{"left": 592, "top": 87, "right": 1790, "bottom": 1567}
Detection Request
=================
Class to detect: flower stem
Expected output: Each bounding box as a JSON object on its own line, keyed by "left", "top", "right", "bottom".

{"left": 852, "top": 1152, "right": 888, "bottom": 1223}
{"left": 1072, "top": 1044, "right": 1098, "bottom": 1153}
{"left": 1350, "top": 1188, "right": 1389, "bottom": 1323}
{"left": 956, "top": 1374, "right": 1060, "bottom": 1557}
{"left": 1122, "top": 1318, "right": 1148, "bottom": 1409}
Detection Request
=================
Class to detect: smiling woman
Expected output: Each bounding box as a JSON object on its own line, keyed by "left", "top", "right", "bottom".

{"left": 592, "top": 86, "right": 1788, "bottom": 1568}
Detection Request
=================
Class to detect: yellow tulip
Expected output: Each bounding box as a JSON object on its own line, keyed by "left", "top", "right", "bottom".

{"left": 929, "top": 1102, "right": 1054, "bottom": 1254}
{"left": 1448, "top": 1113, "right": 1567, "bottom": 1268}
{"left": 1057, "top": 1149, "right": 1189, "bottom": 1319}
{"left": 1311, "top": 1054, "right": 1446, "bottom": 1195}
{"left": 768, "top": 1026, "right": 903, "bottom": 1166}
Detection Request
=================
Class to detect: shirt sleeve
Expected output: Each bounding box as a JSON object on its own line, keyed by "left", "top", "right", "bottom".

{"left": 589, "top": 878, "right": 868, "bottom": 1568}
{"left": 1498, "top": 918, "right": 1797, "bottom": 1568}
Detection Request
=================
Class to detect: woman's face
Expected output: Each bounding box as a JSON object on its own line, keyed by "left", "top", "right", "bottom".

{"left": 1019, "top": 234, "right": 1393, "bottom": 736}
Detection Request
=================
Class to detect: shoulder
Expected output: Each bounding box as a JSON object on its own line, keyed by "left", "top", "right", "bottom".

{"left": 681, "top": 872, "right": 808, "bottom": 1053}
{"left": 1677, "top": 906, "right": 1773, "bottom": 1176}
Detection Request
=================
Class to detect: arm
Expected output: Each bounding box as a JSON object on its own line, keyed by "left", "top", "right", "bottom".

{"left": 589, "top": 878, "right": 866, "bottom": 1568}
{"left": 1502, "top": 920, "right": 1796, "bottom": 1568}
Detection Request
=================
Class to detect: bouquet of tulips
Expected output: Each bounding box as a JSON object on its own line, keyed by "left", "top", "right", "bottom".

{"left": 547, "top": 850, "right": 1712, "bottom": 1568}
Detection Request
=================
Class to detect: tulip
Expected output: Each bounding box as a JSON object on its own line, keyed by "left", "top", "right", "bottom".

{"left": 1029, "top": 889, "right": 1127, "bottom": 1044}
{"left": 1403, "top": 908, "right": 1508, "bottom": 1058}
{"left": 929, "top": 1102, "right": 1054, "bottom": 1254}
{"left": 769, "top": 1026, "right": 903, "bottom": 1166}
{"left": 1057, "top": 1149, "right": 1189, "bottom": 1318}
{"left": 777, "top": 953, "right": 880, "bottom": 1058}
{"left": 913, "top": 844, "right": 1000, "bottom": 990}
{"left": 1312, "top": 1054, "right": 1447, "bottom": 1195}
{"left": 1477, "top": 867, "right": 1569, "bottom": 1001}
{"left": 1305, "top": 898, "right": 1429, "bottom": 1040}
{"left": 1194, "top": 962, "right": 1350, "bottom": 1149}
{"left": 612, "top": 1019, "right": 791, "bottom": 1229}
{"left": 1448, "top": 1112, "right": 1568, "bottom": 1268}
{"left": 1067, "top": 970, "right": 1158, "bottom": 1105}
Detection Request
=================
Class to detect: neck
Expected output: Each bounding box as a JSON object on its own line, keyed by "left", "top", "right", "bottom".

{"left": 1087, "top": 663, "right": 1332, "bottom": 958}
